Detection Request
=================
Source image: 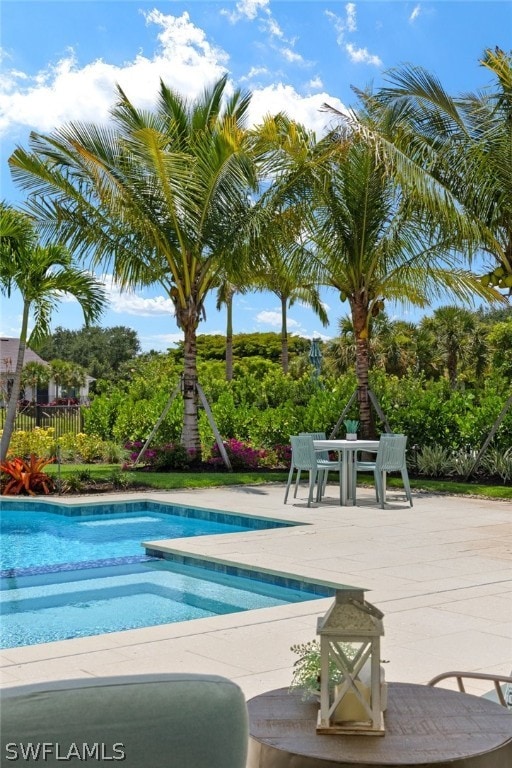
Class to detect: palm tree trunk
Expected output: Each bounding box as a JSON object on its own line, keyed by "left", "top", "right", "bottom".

{"left": 0, "top": 300, "right": 30, "bottom": 462}
{"left": 181, "top": 315, "right": 201, "bottom": 459}
{"left": 351, "top": 298, "right": 376, "bottom": 439}
{"left": 226, "top": 291, "right": 233, "bottom": 382}
{"left": 281, "top": 295, "right": 289, "bottom": 374}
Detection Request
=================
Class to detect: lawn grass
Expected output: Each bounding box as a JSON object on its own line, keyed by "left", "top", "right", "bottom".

{"left": 43, "top": 463, "right": 512, "bottom": 499}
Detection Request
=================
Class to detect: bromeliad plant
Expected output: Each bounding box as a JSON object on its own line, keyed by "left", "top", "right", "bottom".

{"left": 0, "top": 454, "right": 55, "bottom": 495}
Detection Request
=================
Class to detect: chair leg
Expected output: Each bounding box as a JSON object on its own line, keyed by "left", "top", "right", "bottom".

{"left": 307, "top": 469, "right": 317, "bottom": 507}
{"left": 284, "top": 465, "right": 295, "bottom": 504}
{"left": 402, "top": 469, "right": 413, "bottom": 506}
{"left": 294, "top": 469, "right": 302, "bottom": 498}
{"left": 374, "top": 469, "right": 384, "bottom": 508}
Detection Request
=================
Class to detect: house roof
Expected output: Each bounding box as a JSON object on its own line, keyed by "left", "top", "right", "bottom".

{"left": 0, "top": 338, "right": 49, "bottom": 374}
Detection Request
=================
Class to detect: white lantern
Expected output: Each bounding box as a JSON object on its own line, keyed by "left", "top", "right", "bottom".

{"left": 316, "top": 588, "right": 386, "bottom": 735}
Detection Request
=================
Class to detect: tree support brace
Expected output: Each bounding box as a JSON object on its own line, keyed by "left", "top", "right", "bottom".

{"left": 133, "top": 375, "right": 232, "bottom": 470}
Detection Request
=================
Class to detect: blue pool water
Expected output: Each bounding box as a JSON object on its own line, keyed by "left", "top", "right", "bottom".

{"left": 0, "top": 499, "right": 293, "bottom": 573}
{"left": 0, "top": 500, "right": 337, "bottom": 649}
{"left": 0, "top": 557, "right": 334, "bottom": 648}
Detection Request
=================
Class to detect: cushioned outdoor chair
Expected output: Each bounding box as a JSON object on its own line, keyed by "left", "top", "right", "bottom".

{"left": 353, "top": 433, "right": 413, "bottom": 508}
{"left": 285, "top": 434, "right": 339, "bottom": 506}
{"left": 0, "top": 673, "right": 249, "bottom": 768}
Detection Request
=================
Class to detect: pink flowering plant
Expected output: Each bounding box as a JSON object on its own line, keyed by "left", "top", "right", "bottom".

{"left": 207, "top": 438, "right": 264, "bottom": 470}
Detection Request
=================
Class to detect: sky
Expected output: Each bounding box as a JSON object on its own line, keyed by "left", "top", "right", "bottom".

{"left": 1, "top": 1, "right": 510, "bottom": 352}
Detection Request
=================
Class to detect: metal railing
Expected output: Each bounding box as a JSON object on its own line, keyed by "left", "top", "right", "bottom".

{"left": 428, "top": 670, "right": 512, "bottom": 708}
{"left": 1, "top": 404, "right": 84, "bottom": 437}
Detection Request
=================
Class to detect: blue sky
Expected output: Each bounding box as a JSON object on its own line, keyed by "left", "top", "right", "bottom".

{"left": 1, "top": 1, "right": 510, "bottom": 352}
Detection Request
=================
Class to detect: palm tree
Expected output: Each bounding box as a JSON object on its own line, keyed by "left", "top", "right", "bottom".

{"left": 9, "top": 75, "right": 259, "bottom": 456}
{"left": 215, "top": 279, "right": 248, "bottom": 382}
{"left": 254, "top": 243, "right": 328, "bottom": 374}
{"left": 0, "top": 204, "right": 106, "bottom": 461}
{"left": 20, "top": 361, "right": 50, "bottom": 404}
{"left": 306, "top": 132, "right": 501, "bottom": 436}
{"left": 419, "top": 306, "right": 482, "bottom": 389}
{"left": 371, "top": 47, "right": 512, "bottom": 291}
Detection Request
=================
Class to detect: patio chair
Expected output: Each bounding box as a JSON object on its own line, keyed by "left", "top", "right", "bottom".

{"left": 353, "top": 433, "right": 413, "bottom": 508}
{"left": 284, "top": 434, "right": 339, "bottom": 506}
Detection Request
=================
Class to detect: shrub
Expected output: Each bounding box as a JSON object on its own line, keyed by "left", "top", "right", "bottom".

{"left": 6, "top": 428, "right": 57, "bottom": 459}
{"left": 482, "top": 447, "right": 512, "bottom": 482}
{"left": 207, "top": 438, "right": 263, "bottom": 470}
{"left": 125, "top": 440, "right": 192, "bottom": 470}
{"left": 416, "top": 445, "right": 453, "bottom": 477}
{"left": 1, "top": 454, "right": 55, "bottom": 496}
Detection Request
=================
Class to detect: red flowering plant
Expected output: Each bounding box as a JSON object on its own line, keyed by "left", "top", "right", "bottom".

{"left": 0, "top": 454, "right": 55, "bottom": 496}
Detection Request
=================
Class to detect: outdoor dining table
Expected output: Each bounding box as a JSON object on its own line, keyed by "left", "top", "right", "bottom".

{"left": 313, "top": 439, "right": 379, "bottom": 506}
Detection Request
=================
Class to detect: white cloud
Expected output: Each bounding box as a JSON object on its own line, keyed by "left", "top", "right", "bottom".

{"left": 99, "top": 274, "right": 175, "bottom": 317}
{"left": 240, "top": 66, "right": 270, "bottom": 82}
{"left": 0, "top": 11, "right": 229, "bottom": 136}
{"left": 325, "top": 6, "right": 382, "bottom": 68}
{"left": 256, "top": 310, "right": 299, "bottom": 329}
{"left": 0, "top": 11, "right": 348, "bottom": 147}
{"left": 345, "top": 43, "right": 382, "bottom": 67}
{"left": 346, "top": 3, "right": 357, "bottom": 33}
{"left": 223, "top": 0, "right": 270, "bottom": 23}
{"left": 409, "top": 5, "right": 422, "bottom": 23}
{"left": 307, "top": 76, "right": 323, "bottom": 91}
{"left": 249, "top": 85, "right": 348, "bottom": 136}
{"left": 280, "top": 47, "right": 304, "bottom": 64}
{"left": 141, "top": 332, "right": 183, "bottom": 350}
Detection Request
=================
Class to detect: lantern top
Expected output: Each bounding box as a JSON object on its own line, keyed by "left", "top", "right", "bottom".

{"left": 317, "top": 589, "right": 384, "bottom": 637}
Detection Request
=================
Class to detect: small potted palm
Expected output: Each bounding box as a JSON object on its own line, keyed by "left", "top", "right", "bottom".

{"left": 343, "top": 419, "right": 359, "bottom": 441}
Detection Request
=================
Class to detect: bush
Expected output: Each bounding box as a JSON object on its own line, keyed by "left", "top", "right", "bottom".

{"left": 125, "top": 440, "right": 192, "bottom": 470}
{"left": 416, "top": 445, "right": 453, "bottom": 477}
{"left": 207, "top": 439, "right": 264, "bottom": 470}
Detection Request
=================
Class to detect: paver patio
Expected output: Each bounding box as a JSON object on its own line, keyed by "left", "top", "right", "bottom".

{"left": 1, "top": 484, "right": 510, "bottom": 701}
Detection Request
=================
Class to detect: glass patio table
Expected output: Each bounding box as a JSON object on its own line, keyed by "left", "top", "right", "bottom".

{"left": 313, "top": 439, "right": 379, "bottom": 506}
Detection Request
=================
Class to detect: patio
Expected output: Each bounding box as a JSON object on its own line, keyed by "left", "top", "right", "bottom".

{"left": 0, "top": 484, "right": 510, "bottom": 702}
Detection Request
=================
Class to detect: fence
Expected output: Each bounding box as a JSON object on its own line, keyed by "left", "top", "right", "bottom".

{"left": 1, "top": 404, "right": 84, "bottom": 437}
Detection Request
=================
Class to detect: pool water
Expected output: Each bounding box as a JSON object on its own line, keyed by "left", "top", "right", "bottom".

{"left": 0, "top": 500, "right": 292, "bottom": 573}
{"left": 0, "top": 558, "right": 331, "bottom": 648}
{"left": 0, "top": 500, "right": 338, "bottom": 649}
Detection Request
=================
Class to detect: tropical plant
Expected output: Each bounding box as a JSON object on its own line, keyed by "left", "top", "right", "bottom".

{"left": 20, "top": 361, "right": 50, "bottom": 404}
{"left": 0, "top": 454, "right": 55, "bottom": 495}
{"left": 372, "top": 47, "right": 512, "bottom": 291}
{"left": 419, "top": 307, "right": 481, "bottom": 389}
{"left": 416, "top": 445, "right": 453, "bottom": 477}
{"left": 0, "top": 204, "right": 106, "bottom": 462}
{"left": 9, "top": 75, "right": 260, "bottom": 458}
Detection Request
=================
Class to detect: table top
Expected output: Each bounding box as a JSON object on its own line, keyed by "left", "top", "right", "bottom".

{"left": 247, "top": 683, "right": 512, "bottom": 768}
{"left": 314, "top": 439, "right": 380, "bottom": 451}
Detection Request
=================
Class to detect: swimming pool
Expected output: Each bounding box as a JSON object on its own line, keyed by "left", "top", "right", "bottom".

{"left": 0, "top": 499, "right": 294, "bottom": 573}
{"left": 0, "top": 556, "right": 336, "bottom": 648}
{"left": 0, "top": 499, "right": 339, "bottom": 648}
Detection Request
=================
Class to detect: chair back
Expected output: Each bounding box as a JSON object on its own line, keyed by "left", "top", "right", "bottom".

{"left": 376, "top": 434, "right": 408, "bottom": 472}
{"left": 300, "top": 432, "right": 328, "bottom": 461}
{"left": 290, "top": 435, "right": 317, "bottom": 470}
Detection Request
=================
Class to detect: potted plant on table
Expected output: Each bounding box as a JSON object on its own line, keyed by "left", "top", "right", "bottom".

{"left": 290, "top": 639, "right": 356, "bottom": 700}
{"left": 343, "top": 419, "right": 359, "bottom": 441}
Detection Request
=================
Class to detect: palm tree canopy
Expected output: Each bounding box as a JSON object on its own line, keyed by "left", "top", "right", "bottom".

{"left": 8, "top": 75, "right": 259, "bottom": 331}
{"left": 367, "top": 47, "right": 512, "bottom": 287}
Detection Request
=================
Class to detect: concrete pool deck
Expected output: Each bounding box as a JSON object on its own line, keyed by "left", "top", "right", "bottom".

{"left": 0, "top": 483, "right": 510, "bottom": 701}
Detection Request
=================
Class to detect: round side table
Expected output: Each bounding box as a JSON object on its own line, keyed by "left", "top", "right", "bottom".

{"left": 247, "top": 682, "right": 512, "bottom": 768}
